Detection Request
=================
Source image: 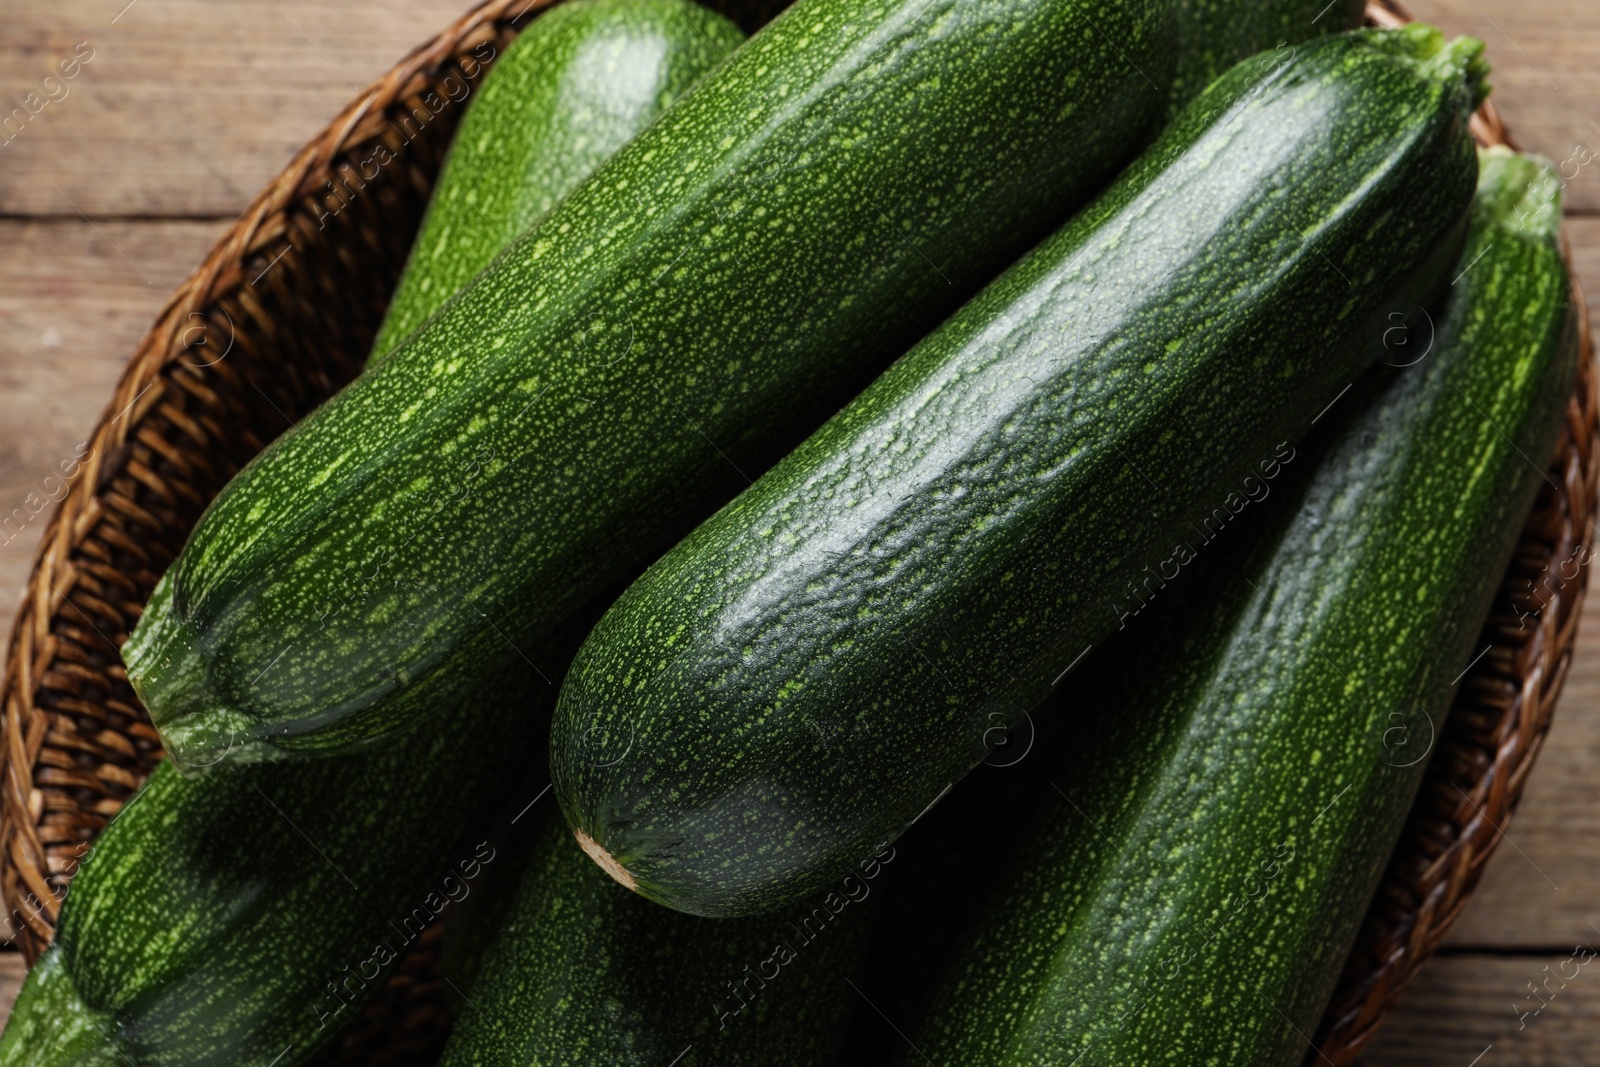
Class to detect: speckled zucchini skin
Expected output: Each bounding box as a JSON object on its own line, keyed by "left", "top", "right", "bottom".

{"left": 0, "top": 665, "right": 546, "bottom": 1067}
{"left": 0, "top": 11, "right": 735, "bottom": 1060}
{"left": 912, "top": 148, "right": 1578, "bottom": 1067}
{"left": 549, "top": 27, "right": 1488, "bottom": 917}
{"left": 370, "top": 0, "right": 744, "bottom": 360}
{"left": 122, "top": 0, "right": 1176, "bottom": 770}
{"left": 438, "top": 809, "right": 883, "bottom": 1067}
{"left": 1169, "top": 0, "right": 1365, "bottom": 112}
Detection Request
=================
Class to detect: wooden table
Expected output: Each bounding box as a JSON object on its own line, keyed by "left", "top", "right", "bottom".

{"left": 0, "top": 0, "right": 1594, "bottom": 1061}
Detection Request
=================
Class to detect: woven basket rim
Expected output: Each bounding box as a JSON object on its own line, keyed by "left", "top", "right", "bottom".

{"left": 0, "top": 2, "right": 1592, "bottom": 1064}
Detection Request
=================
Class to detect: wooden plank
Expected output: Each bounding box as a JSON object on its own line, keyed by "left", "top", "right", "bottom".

{"left": 1382, "top": 0, "right": 1600, "bottom": 215}
{"left": 0, "top": 218, "right": 228, "bottom": 649}
{"left": 0, "top": 953, "right": 22, "bottom": 1024}
{"left": 0, "top": 0, "right": 469, "bottom": 217}
{"left": 1569, "top": 218, "right": 1600, "bottom": 302}
{"left": 1359, "top": 953, "right": 1600, "bottom": 1067}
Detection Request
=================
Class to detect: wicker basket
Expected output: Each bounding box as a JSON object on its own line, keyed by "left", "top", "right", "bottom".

{"left": 0, "top": 0, "right": 1590, "bottom": 1063}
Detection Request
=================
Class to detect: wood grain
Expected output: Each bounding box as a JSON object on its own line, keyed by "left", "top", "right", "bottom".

{"left": 0, "top": 954, "right": 21, "bottom": 1024}
{"left": 0, "top": 219, "right": 227, "bottom": 646}
{"left": 1360, "top": 953, "right": 1600, "bottom": 1066}
{"left": 0, "top": 0, "right": 468, "bottom": 217}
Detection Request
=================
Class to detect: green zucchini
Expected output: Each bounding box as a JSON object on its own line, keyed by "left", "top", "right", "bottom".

{"left": 438, "top": 769, "right": 549, "bottom": 1017}
{"left": 0, "top": 11, "right": 744, "bottom": 1060}
{"left": 370, "top": 0, "right": 744, "bottom": 360}
{"left": 123, "top": 0, "right": 1177, "bottom": 771}
{"left": 840, "top": 694, "right": 1078, "bottom": 1062}
{"left": 0, "top": 666, "right": 546, "bottom": 1067}
{"left": 1169, "top": 0, "right": 1365, "bottom": 111}
{"left": 438, "top": 808, "right": 887, "bottom": 1066}
{"left": 912, "top": 146, "right": 1579, "bottom": 1067}
{"left": 549, "top": 25, "right": 1488, "bottom": 917}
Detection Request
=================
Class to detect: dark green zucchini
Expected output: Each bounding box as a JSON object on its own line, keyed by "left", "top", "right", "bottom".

{"left": 549, "top": 25, "right": 1487, "bottom": 917}
{"left": 913, "top": 146, "right": 1578, "bottom": 1066}
{"left": 0, "top": 666, "right": 545, "bottom": 1067}
{"left": 1169, "top": 0, "right": 1365, "bottom": 111}
{"left": 122, "top": 0, "right": 1176, "bottom": 770}
{"left": 371, "top": 0, "right": 743, "bottom": 360}
{"left": 0, "top": 8, "right": 747, "bottom": 1059}
{"left": 438, "top": 808, "right": 887, "bottom": 1066}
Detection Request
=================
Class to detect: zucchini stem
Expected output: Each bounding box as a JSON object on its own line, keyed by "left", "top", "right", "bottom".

{"left": 1365, "top": 23, "right": 1491, "bottom": 110}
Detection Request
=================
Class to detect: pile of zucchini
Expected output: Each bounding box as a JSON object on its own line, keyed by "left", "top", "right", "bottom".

{"left": 0, "top": 0, "right": 1578, "bottom": 1063}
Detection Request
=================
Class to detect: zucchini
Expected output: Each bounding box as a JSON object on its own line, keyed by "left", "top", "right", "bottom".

{"left": 124, "top": 0, "right": 1177, "bottom": 770}
{"left": 549, "top": 26, "right": 1488, "bottom": 917}
{"left": 913, "top": 146, "right": 1579, "bottom": 1066}
{"left": 840, "top": 692, "right": 1078, "bottom": 1062}
{"left": 1170, "top": 0, "right": 1365, "bottom": 111}
{"left": 370, "top": 0, "right": 744, "bottom": 360}
{"left": 0, "top": 667, "right": 546, "bottom": 1067}
{"left": 0, "top": 11, "right": 741, "bottom": 1059}
{"left": 438, "top": 766, "right": 548, "bottom": 1017}
{"left": 438, "top": 808, "right": 886, "bottom": 1066}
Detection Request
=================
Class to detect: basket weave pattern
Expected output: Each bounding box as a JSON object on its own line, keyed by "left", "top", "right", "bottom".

{"left": 0, "top": 1, "right": 1591, "bottom": 1063}
{"left": 0, "top": 0, "right": 530, "bottom": 956}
